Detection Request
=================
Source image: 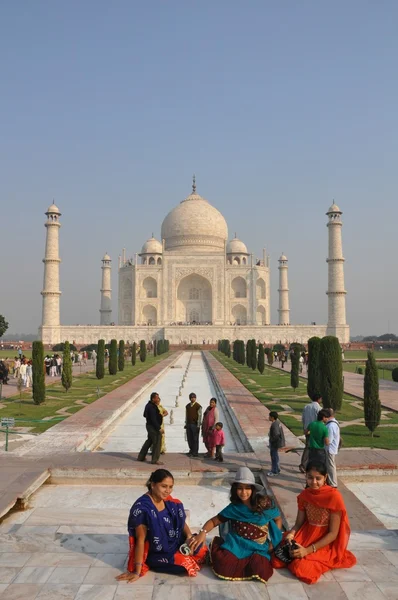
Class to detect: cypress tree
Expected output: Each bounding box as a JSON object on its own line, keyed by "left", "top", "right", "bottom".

{"left": 250, "top": 340, "right": 257, "bottom": 370}
{"left": 109, "top": 339, "right": 118, "bottom": 375}
{"left": 227, "top": 340, "right": 231, "bottom": 358}
{"left": 118, "top": 340, "right": 125, "bottom": 371}
{"left": 153, "top": 339, "right": 157, "bottom": 357}
{"left": 246, "top": 340, "right": 251, "bottom": 367}
{"left": 364, "top": 350, "right": 381, "bottom": 436}
{"left": 61, "top": 341, "right": 73, "bottom": 392}
{"left": 319, "top": 336, "right": 343, "bottom": 410}
{"left": 307, "top": 336, "right": 322, "bottom": 400}
{"left": 257, "top": 343, "right": 265, "bottom": 374}
{"left": 291, "top": 348, "right": 300, "bottom": 391}
{"left": 32, "top": 340, "right": 45, "bottom": 405}
{"left": 131, "top": 342, "right": 136, "bottom": 366}
{"left": 267, "top": 348, "right": 274, "bottom": 366}
{"left": 241, "top": 340, "right": 245, "bottom": 365}
{"left": 140, "top": 340, "right": 147, "bottom": 362}
{"left": 158, "top": 340, "right": 163, "bottom": 355}
{"left": 96, "top": 339, "right": 105, "bottom": 379}
{"left": 165, "top": 340, "right": 169, "bottom": 352}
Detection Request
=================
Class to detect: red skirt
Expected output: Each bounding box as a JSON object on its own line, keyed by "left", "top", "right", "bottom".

{"left": 211, "top": 536, "right": 273, "bottom": 583}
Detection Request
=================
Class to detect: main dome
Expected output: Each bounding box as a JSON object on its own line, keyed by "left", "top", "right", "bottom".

{"left": 161, "top": 186, "right": 228, "bottom": 252}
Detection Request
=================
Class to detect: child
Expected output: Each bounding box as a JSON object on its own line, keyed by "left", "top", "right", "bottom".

{"left": 212, "top": 422, "right": 225, "bottom": 462}
{"left": 268, "top": 411, "right": 285, "bottom": 477}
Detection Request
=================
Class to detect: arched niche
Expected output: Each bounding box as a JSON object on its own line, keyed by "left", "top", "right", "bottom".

{"left": 142, "top": 304, "right": 157, "bottom": 325}
{"left": 122, "top": 278, "right": 132, "bottom": 299}
{"left": 176, "top": 273, "right": 212, "bottom": 323}
{"left": 148, "top": 256, "right": 155, "bottom": 265}
{"left": 231, "top": 276, "right": 247, "bottom": 298}
{"left": 233, "top": 256, "right": 241, "bottom": 265}
{"left": 256, "top": 305, "right": 266, "bottom": 325}
{"left": 232, "top": 304, "right": 247, "bottom": 325}
{"left": 157, "top": 257, "right": 162, "bottom": 265}
{"left": 256, "top": 278, "right": 266, "bottom": 299}
{"left": 143, "top": 276, "right": 157, "bottom": 298}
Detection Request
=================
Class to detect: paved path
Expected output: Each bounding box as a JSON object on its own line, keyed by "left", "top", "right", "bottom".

{"left": 0, "top": 362, "right": 96, "bottom": 400}
{"left": 273, "top": 360, "right": 398, "bottom": 412}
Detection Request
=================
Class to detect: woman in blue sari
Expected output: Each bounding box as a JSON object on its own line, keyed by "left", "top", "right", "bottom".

{"left": 116, "top": 469, "right": 207, "bottom": 583}
{"left": 189, "top": 467, "right": 282, "bottom": 583}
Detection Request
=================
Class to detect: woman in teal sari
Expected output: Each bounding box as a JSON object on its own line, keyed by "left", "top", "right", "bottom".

{"left": 189, "top": 467, "right": 282, "bottom": 583}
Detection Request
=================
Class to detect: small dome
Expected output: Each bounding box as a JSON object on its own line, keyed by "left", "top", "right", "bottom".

{"left": 279, "top": 253, "right": 288, "bottom": 261}
{"left": 227, "top": 237, "right": 248, "bottom": 254}
{"left": 327, "top": 202, "right": 341, "bottom": 214}
{"left": 140, "top": 237, "right": 162, "bottom": 255}
{"left": 46, "top": 202, "right": 61, "bottom": 215}
{"left": 103, "top": 253, "right": 111, "bottom": 261}
{"left": 161, "top": 183, "right": 228, "bottom": 252}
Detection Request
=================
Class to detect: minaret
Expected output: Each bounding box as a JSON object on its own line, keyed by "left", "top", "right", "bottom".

{"left": 278, "top": 254, "right": 290, "bottom": 325}
{"left": 41, "top": 203, "right": 61, "bottom": 327}
{"left": 326, "top": 202, "right": 347, "bottom": 336}
{"left": 100, "top": 253, "right": 112, "bottom": 325}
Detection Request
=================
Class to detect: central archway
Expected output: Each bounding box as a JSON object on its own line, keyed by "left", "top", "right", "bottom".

{"left": 176, "top": 274, "right": 212, "bottom": 323}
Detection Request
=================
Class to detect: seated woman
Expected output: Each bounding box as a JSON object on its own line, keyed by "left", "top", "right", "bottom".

{"left": 189, "top": 467, "right": 283, "bottom": 583}
{"left": 272, "top": 461, "right": 356, "bottom": 584}
{"left": 116, "top": 469, "right": 207, "bottom": 583}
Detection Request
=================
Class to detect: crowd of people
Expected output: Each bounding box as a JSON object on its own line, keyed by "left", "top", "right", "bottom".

{"left": 117, "top": 464, "right": 356, "bottom": 585}
{"left": 137, "top": 393, "right": 226, "bottom": 465}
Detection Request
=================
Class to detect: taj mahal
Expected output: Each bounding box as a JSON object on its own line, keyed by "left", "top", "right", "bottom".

{"left": 39, "top": 178, "right": 349, "bottom": 345}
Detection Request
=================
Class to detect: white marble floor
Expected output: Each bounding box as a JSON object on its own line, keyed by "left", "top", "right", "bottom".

{"left": 344, "top": 481, "right": 398, "bottom": 529}
{"left": 1, "top": 484, "right": 397, "bottom": 599}
{"left": 99, "top": 352, "right": 237, "bottom": 454}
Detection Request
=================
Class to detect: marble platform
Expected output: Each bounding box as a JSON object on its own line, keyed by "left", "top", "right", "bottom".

{"left": 1, "top": 484, "right": 397, "bottom": 599}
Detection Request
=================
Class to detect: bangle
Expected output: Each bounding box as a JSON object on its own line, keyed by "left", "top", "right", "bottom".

{"left": 312, "top": 544, "right": 316, "bottom": 553}
{"left": 199, "top": 527, "right": 208, "bottom": 534}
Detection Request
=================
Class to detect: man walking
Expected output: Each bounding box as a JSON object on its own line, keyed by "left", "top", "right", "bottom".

{"left": 299, "top": 393, "right": 322, "bottom": 472}
{"left": 325, "top": 408, "right": 340, "bottom": 487}
{"left": 267, "top": 411, "right": 285, "bottom": 477}
{"left": 137, "top": 392, "right": 163, "bottom": 465}
{"left": 185, "top": 392, "right": 202, "bottom": 457}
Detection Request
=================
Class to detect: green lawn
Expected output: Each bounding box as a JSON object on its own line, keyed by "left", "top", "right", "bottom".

{"left": 212, "top": 352, "right": 398, "bottom": 450}
{"left": 0, "top": 349, "right": 32, "bottom": 359}
{"left": 345, "top": 350, "right": 398, "bottom": 359}
{"left": 343, "top": 362, "right": 397, "bottom": 381}
{"left": 0, "top": 354, "right": 169, "bottom": 433}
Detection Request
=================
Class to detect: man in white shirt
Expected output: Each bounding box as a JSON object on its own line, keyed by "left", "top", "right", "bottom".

{"left": 325, "top": 408, "right": 340, "bottom": 487}
{"left": 299, "top": 393, "right": 322, "bottom": 472}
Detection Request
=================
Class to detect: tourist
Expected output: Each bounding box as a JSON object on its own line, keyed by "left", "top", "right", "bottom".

{"left": 324, "top": 408, "right": 340, "bottom": 488}
{"left": 91, "top": 349, "right": 97, "bottom": 364}
{"left": 25, "top": 360, "right": 33, "bottom": 388}
{"left": 307, "top": 410, "right": 330, "bottom": 464}
{"left": 13, "top": 357, "right": 21, "bottom": 379}
{"left": 116, "top": 469, "right": 207, "bottom": 583}
{"left": 202, "top": 397, "right": 219, "bottom": 457}
{"left": 19, "top": 360, "right": 27, "bottom": 386}
{"left": 272, "top": 461, "right": 356, "bottom": 584}
{"left": 267, "top": 411, "right": 285, "bottom": 477}
{"left": 158, "top": 402, "right": 169, "bottom": 454}
{"left": 0, "top": 360, "right": 9, "bottom": 384}
{"left": 137, "top": 392, "right": 164, "bottom": 465}
{"left": 185, "top": 392, "right": 202, "bottom": 458}
{"left": 299, "top": 394, "right": 322, "bottom": 473}
{"left": 280, "top": 354, "right": 286, "bottom": 369}
{"left": 50, "top": 355, "right": 57, "bottom": 377}
{"left": 212, "top": 422, "right": 225, "bottom": 462}
{"left": 56, "top": 354, "right": 62, "bottom": 375}
{"left": 189, "top": 467, "right": 283, "bottom": 583}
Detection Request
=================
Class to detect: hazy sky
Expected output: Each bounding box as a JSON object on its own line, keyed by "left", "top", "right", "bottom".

{"left": 1, "top": 1, "right": 397, "bottom": 337}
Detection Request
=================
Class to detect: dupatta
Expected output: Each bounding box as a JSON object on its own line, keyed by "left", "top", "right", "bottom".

{"left": 219, "top": 501, "right": 282, "bottom": 560}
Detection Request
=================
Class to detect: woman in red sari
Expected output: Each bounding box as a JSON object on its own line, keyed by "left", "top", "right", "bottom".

{"left": 202, "top": 398, "right": 219, "bottom": 457}
{"left": 272, "top": 461, "right": 356, "bottom": 584}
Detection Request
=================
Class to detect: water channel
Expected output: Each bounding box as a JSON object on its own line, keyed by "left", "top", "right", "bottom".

{"left": 97, "top": 351, "right": 238, "bottom": 454}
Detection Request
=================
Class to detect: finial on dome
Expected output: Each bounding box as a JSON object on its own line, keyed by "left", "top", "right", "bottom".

{"left": 192, "top": 174, "right": 196, "bottom": 194}
{"left": 234, "top": 232, "right": 237, "bottom": 238}
{"left": 151, "top": 232, "right": 154, "bottom": 238}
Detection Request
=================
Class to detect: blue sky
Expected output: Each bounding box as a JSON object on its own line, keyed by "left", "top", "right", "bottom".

{"left": 1, "top": 1, "right": 397, "bottom": 336}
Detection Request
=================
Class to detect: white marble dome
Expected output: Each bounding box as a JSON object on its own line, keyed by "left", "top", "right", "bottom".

{"left": 141, "top": 236, "right": 162, "bottom": 254}
{"left": 327, "top": 202, "right": 341, "bottom": 214}
{"left": 227, "top": 237, "right": 248, "bottom": 254}
{"left": 46, "top": 202, "right": 61, "bottom": 214}
{"left": 161, "top": 189, "right": 228, "bottom": 252}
